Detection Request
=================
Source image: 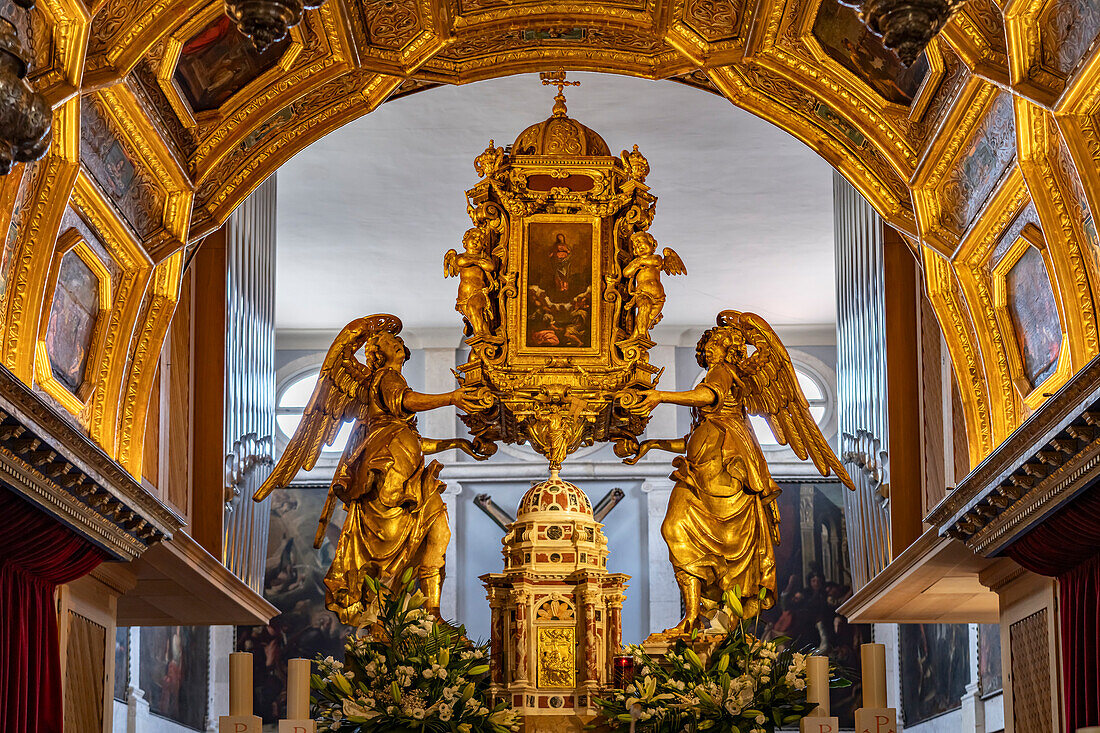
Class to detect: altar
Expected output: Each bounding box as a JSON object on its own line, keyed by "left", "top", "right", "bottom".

{"left": 249, "top": 72, "right": 859, "bottom": 733}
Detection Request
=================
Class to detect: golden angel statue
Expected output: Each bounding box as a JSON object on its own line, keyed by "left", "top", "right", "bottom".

{"left": 622, "top": 310, "right": 854, "bottom": 632}
{"left": 254, "top": 314, "right": 493, "bottom": 625}
{"left": 445, "top": 227, "right": 498, "bottom": 339}
{"left": 622, "top": 232, "right": 686, "bottom": 341}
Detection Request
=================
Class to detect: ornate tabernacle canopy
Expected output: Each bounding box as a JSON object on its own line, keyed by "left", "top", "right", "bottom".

{"left": 451, "top": 72, "right": 684, "bottom": 471}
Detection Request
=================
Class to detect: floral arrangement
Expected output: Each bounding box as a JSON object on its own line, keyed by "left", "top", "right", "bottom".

{"left": 310, "top": 571, "right": 520, "bottom": 733}
{"left": 595, "top": 589, "right": 847, "bottom": 733}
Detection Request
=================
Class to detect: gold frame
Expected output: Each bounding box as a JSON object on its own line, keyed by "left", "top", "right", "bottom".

{"left": 156, "top": 4, "right": 306, "bottom": 130}
{"left": 33, "top": 229, "right": 114, "bottom": 416}
{"left": 795, "top": 0, "right": 946, "bottom": 122}
{"left": 515, "top": 213, "right": 604, "bottom": 362}
{"left": 990, "top": 224, "right": 1073, "bottom": 410}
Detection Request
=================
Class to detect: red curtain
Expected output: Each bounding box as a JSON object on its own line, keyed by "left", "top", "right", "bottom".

{"left": 0, "top": 488, "right": 109, "bottom": 733}
{"left": 1007, "top": 484, "right": 1100, "bottom": 733}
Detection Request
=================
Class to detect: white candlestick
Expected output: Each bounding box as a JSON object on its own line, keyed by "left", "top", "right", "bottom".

{"left": 287, "top": 659, "right": 311, "bottom": 720}
{"left": 806, "top": 655, "right": 830, "bottom": 717}
{"left": 860, "top": 643, "right": 887, "bottom": 709}
{"left": 230, "top": 652, "right": 253, "bottom": 716}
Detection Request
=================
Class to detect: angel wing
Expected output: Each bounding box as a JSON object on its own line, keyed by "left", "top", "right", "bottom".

{"left": 718, "top": 310, "right": 854, "bottom": 490}
{"left": 254, "top": 314, "right": 401, "bottom": 500}
{"left": 661, "top": 247, "right": 687, "bottom": 276}
{"left": 443, "top": 249, "right": 459, "bottom": 278}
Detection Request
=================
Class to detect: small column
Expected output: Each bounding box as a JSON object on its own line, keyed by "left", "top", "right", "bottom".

{"left": 487, "top": 587, "right": 505, "bottom": 685}
{"left": 581, "top": 588, "right": 600, "bottom": 684}
{"left": 511, "top": 588, "right": 529, "bottom": 683}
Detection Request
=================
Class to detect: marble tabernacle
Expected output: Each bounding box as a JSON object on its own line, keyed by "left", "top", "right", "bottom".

{"left": 481, "top": 473, "right": 629, "bottom": 728}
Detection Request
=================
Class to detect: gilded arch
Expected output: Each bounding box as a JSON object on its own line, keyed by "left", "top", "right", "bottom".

{"left": 2, "top": 0, "right": 1100, "bottom": 474}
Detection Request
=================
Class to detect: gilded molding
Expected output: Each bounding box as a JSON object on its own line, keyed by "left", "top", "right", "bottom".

{"left": 67, "top": 173, "right": 154, "bottom": 454}
{"left": 0, "top": 362, "right": 180, "bottom": 559}
{"left": 1015, "top": 98, "right": 1099, "bottom": 366}
{"left": 930, "top": 353, "right": 1100, "bottom": 557}
{"left": 116, "top": 250, "right": 182, "bottom": 474}
{"left": 2, "top": 97, "right": 80, "bottom": 381}
{"left": 922, "top": 245, "right": 995, "bottom": 462}
{"left": 954, "top": 170, "right": 1029, "bottom": 441}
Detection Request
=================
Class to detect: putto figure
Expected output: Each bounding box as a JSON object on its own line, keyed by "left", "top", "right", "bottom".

{"left": 254, "top": 315, "right": 491, "bottom": 625}
{"left": 445, "top": 227, "right": 498, "bottom": 338}
{"left": 623, "top": 310, "right": 853, "bottom": 632}
{"left": 621, "top": 231, "right": 686, "bottom": 341}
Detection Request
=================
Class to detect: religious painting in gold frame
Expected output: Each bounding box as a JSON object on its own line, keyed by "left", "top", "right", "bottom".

{"left": 519, "top": 214, "right": 602, "bottom": 357}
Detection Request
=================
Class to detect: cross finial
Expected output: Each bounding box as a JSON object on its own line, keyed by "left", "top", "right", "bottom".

{"left": 540, "top": 70, "right": 579, "bottom": 117}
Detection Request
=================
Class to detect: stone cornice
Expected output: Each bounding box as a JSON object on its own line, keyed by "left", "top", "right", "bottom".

{"left": 0, "top": 365, "right": 181, "bottom": 560}
{"left": 928, "top": 352, "right": 1100, "bottom": 557}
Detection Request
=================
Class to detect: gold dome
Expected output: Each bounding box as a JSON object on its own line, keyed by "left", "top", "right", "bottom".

{"left": 511, "top": 92, "right": 611, "bottom": 157}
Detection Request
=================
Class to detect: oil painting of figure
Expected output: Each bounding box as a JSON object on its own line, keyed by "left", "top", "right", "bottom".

{"left": 172, "top": 15, "right": 289, "bottom": 113}
{"left": 237, "top": 488, "right": 351, "bottom": 722}
{"left": 138, "top": 626, "right": 209, "bottom": 729}
{"left": 757, "top": 481, "right": 870, "bottom": 727}
{"left": 899, "top": 623, "right": 969, "bottom": 725}
{"left": 45, "top": 250, "right": 100, "bottom": 394}
{"left": 812, "top": 0, "right": 929, "bottom": 106}
{"left": 1006, "top": 245, "right": 1063, "bottom": 388}
{"left": 524, "top": 221, "right": 594, "bottom": 348}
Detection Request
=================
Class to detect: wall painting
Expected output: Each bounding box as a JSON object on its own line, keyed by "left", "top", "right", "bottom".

{"left": 172, "top": 16, "right": 289, "bottom": 114}
{"left": 0, "top": 165, "right": 32, "bottom": 301}
{"left": 940, "top": 92, "right": 1017, "bottom": 235}
{"left": 238, "top": 488, "right": 352, "bottom": 722}
{"left": 138, "top": 626, "right": 209, "bottom": 729}
{"left": 524, "top": 220, "right": 596, "bottom": 348}
{"left": 978, "top": 623, "right": 1002, "bottom": 696}
{"left": 1006, "top": 245, "right": 1062, "bottom": 388}
{"left": 758, "top": 482, "right": 870, "bottom": 728}
{"left": 899, "top": 623, "right": 969, "bottom": 725}
{"left": 114, "top": 627, "right": 129, "bottom": 701}
{"left": 812, "top": 0, "right": 929, "bottom": 106}
{"left": 44, "top": 250, "right": 100, "bottom": 394}
{"left": 1040, "top": 0, "right": 1100, "bottom": 76}
{"left": 79, "top": 98, "right": 165, "bottom": 240}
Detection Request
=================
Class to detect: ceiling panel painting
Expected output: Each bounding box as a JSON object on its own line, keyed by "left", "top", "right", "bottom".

{"left": 811, "top": 0, "right": 929, "bottom": 106}
{"left": 172, "top": 15, "right": 291, "bottom": 114}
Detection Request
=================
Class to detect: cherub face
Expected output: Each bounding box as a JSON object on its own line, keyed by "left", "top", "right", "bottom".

{"left": 631, "top": 234, "right": 655, "bottom": 256}
{"left": 464, "top": 230, "right": 486, "bottom": 254}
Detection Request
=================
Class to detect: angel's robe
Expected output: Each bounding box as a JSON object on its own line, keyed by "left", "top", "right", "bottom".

{"left": 661, "top": 361, "right": 779, "bottom": 614}
{"left": 324, "top": 366, "right": 449, "bottom": 626}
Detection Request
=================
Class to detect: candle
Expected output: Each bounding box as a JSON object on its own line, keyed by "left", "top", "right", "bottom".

{"left": 229, "top": 652, "right": 253, "bottom": 716}
{"left": 806, "top": 655, "right": 830, "bottom": 717}
{"left": 860, "top": 643, "right": 887, "bottom": 709}
{"left": 287, "top": 658, "right": 311, "bottom": 720}
{"left": 612, "top": 655, "right": 635, "bottom": 689}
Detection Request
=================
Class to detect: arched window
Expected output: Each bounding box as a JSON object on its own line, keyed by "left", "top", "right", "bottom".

{"left": 748, "top": 363, "right": 831, "bottom": 446}
{"left": 275, "top": 369, "right": 353, "bottom": 453}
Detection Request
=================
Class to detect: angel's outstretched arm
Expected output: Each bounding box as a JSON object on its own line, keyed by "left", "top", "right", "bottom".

{"left": 627, "top": 383, "right": 717, "bottom": 413}
{"left": 404, "top": 385, "right": 492, "bottom": 414}
{"left": 422, "top": 436, "right": 497, "bottom": 460}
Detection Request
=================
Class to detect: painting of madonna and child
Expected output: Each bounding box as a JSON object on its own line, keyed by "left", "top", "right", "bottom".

{"left": 524, "top": 221, "right": 595, "bottom": 349}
